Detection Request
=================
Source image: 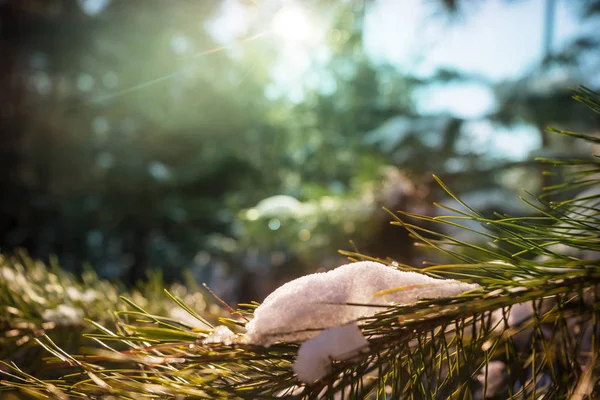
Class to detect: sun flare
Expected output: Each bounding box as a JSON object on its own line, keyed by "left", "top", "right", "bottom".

{"left": 271, "top": 4, "right": 316, "bottom": 44}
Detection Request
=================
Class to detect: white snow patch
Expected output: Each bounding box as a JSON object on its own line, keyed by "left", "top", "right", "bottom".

{"left": 66, "top": 287, "right": 97, "bottom": 303}
{"left": 246, "top": 261, "right": 479, "bottom": 346}
{"left": 254, "top": 195, "right": 303, "bottom": 218}
{"left": 203, "top": 325, "right": 236, "bottom": 346}
{"left": 490, "top": 302, "right": 533, "bottom": 331}
{"left": 475, "top": 361, "right": 507, "bottom": 399}
{"left": 42, "top": 304, "right": 83, "bottom": 326}
{"left": 507, "top": 302, "right": 533, "bottom": 327}
{"left": 293, "top": 323, "right": 369, "bottom": 383}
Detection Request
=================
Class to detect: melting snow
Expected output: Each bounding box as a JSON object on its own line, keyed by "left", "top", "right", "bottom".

{"left": 245, "top": 261, "right": 479, "bottom": 346}
{"left": 245, "top": 261, "right": 479, "bottom": 383}
{"left": 293, "top": 323, "right": 369, "bottom": 383}
{"left": 203, "top": 325, "right": 237, "bottom": 346}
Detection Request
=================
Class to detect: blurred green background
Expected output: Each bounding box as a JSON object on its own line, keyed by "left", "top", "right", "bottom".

{"left": 1, "top": 0, "right": 598, "bottom": 304}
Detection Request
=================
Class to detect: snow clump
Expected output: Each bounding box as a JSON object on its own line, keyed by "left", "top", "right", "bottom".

{"left": 244, "top": 261, "right": 480, "bottom": 383}
{"left": 293, "top": 323, "right": 369, "bottom": 383}
{"left": 246, "top": 261, "right": 479, "bottom": 346}
{"left": 245, "top": 261, "right": 479, "bottom": 383}
{"left": 202, "top": 325, "right": 237, "bottom": 346}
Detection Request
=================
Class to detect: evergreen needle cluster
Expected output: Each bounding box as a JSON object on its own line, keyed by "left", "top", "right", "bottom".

{"left": 1, "top": 87, "right": 599, "bottom": 399}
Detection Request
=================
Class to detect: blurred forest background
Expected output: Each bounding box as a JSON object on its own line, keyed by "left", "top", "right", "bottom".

{"left": 1, "top": 0, "right": 599, "bottom": 305}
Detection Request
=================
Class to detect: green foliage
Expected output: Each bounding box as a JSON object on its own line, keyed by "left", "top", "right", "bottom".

{"left": 1, "top": 87, "right": 598, "bottom": 399}
{"left": 0, "top": 250, "right": 220, "bottom": 384}
{"left": 2, "top": 0, "right": 597, "bottom": 294}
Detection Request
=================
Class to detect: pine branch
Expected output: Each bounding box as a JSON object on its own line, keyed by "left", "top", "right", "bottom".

{"left": 1, "top": 86, "right": 599, "bottom": 399}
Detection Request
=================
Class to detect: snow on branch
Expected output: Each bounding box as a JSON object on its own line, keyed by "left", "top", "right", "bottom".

{"left": 245, "top": 261, "right": 480, "bottom": 382}
{"left": 246, "top": 261, "right": 480, "bottom": 346}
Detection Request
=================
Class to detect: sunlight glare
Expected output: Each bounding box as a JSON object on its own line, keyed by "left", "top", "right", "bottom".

{"left": 271, "top": 4, "right": 316, "bottom": 44}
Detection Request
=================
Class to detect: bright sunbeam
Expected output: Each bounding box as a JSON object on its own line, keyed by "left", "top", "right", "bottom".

{"left": 271, "top": 4, "right": 316, "bottom": 44}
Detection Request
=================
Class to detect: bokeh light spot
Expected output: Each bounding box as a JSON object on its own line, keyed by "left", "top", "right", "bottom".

{"left": 77, "top": 0, "right": 111, "bottom": 17}
{"left": 298, "top": 229, "right": 311, "bottom": 241}
{"left": 77, "top": 74, "right": 95, "bottom": 92}
{"left": 268, "top": 218, "right": 281, "bottom": 231}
